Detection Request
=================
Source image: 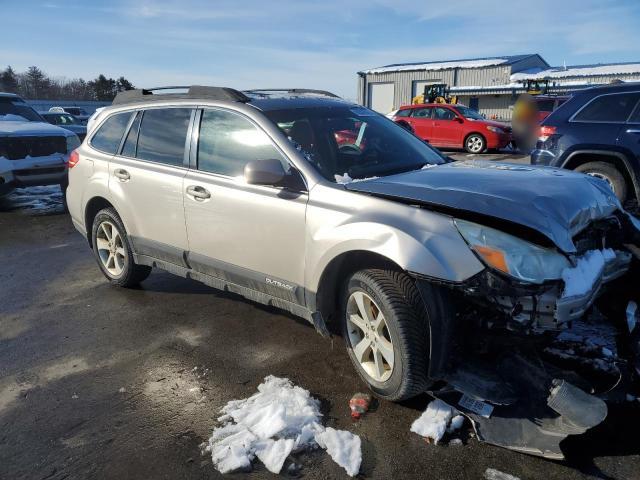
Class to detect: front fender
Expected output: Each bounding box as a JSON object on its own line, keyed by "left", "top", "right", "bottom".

{"left": 305, "top": 187, "right": 485, "bottom": 294}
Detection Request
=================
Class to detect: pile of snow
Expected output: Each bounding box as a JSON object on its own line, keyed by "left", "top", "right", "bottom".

{"left": 334, "top": 172, "right": 378, "bottom": 184}
{"left": 561, "top": 249, "right": 616, "bottom": 298}
{"left": 363, "top": 58, "right": 509, "bottom": 75}
{"left": 410, "top": 398, "right": 464, "bottom": 444}
{"left": 512, "top": 63, "right": 640, "bottom": 81}
{"left": 0, "top": 114, "right": 28, "bottom": 122}
{"left": 484, "top": 468, "right": 521, "bottom": 480}
{"left": 203, "top": 376, "right": 361, "bottom": 476}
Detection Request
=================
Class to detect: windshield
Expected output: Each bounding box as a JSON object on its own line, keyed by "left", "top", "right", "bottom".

{"left": 49, "top": 113, "right": 79, "bottom": 125}
{"left": 454, "top": 105, "right": 484, "bottom": 120}
{"left": 263, "top": 106, "right": 446, "bottom": 182}
{"left": 0, "top": 97, "right": 44, "bottom": 122}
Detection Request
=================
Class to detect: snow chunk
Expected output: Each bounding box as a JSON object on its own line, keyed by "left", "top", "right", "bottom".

{"left": 205, "top": 376, "right": 361, "bottom": 475}
{"left": 410, "top": 398, "right": 455, "bottom": 444}
{"left": 484, "top": 467, "right": 521, "bottom": 480}
{"left": 561, "top": 249, "right": 615, "bottom": 298}
{"left": 315, "top": 427, "right": 362, "bottom": 477}
{"left": 447, "top": 414, "right": 465, "bottom": 433}
{"left": 254, "top": 438, "right": 295, "bottom": 474}
{"left": 363, "top": 58, "right": 509, "bottom": 75}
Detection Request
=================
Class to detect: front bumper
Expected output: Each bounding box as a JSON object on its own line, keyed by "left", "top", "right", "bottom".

{"left": 486, "top": 132, "right": 512, "bottom": 149}
{"left": 11, "top": 153, "right": 68, "bottom": 187}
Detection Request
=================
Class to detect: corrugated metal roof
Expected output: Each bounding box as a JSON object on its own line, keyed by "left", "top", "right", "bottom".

{"left": 360, "top": 54, "right": 539, "bottom": 75}
{"left": 512, "top": 62, "right": 640, "bottom": 81}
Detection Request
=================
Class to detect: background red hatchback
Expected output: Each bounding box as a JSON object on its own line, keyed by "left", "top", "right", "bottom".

{"left": 391, "top": 103, "right": 512, "bottom": 153}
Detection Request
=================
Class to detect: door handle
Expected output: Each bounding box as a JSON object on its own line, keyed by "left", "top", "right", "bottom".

{"left": 186, "top": 185, "right": 211, "bottom": 200}
{"left": 114, "top": 169, "right": 130, "bottom": 181}
{"left": 626, "top": 129, "right": 640, "bottom": 134}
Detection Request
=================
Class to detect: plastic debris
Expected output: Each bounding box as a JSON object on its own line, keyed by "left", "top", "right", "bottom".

{"left": 349, "top": 392, "right": 372, "bottom": 419}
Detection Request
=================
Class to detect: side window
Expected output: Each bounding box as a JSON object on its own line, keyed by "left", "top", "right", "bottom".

{"left": 197, "top": 109, "right": 286, "bottom": 177}
{"left": 411, "top": 108, "right": 432, "bottom": 118}
{"left": 433, "top": 107, "right": 455, "bottom": 120}
{"left": 394, "top": 109, "right": 411, "bottom": 118}
{"left": 573, "top": 93, "right": 640, "bottom": 122}
{"left": 136, "top": 108, "right": 192, "bottom": 166}
{"left": 121, "top": 111, "right": 142, "bottom": 158}
{"left": 90, "top": 111, "right": 133, "bottom": 155}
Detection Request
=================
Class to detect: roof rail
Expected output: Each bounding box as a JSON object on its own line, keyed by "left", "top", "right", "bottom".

{"left": 244, "top": 88, "right": 341, "bottom": 98}
{"left": 112, "top": 85, "right": 251, "bottom": 105}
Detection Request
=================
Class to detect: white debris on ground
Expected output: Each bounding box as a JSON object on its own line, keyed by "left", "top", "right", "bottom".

{"left": 410, "top": 398, "right": 464, "bottom": 444}
{"left": 118, "top": 387, "right": 126, "bottom": 393}
{"left": 334, "top": 172, "right": 379, "bottom": 184}
{"left": 203, "top": 376, "right": 361, "bottom": 476}
{"left": 315, "top": 427, "right": 362, "bottom": 477}
{"left": 484, "top": 467, "right": 521, "bottom": 480}
{"left": 561, "top": 249, "right": 616, "bottom": 298}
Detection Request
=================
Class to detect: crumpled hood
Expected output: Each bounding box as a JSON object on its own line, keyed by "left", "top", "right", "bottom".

{"left": 345, "top": 160, "right": 621, "bottom": 253}
{"left": 0, "top": 121, "right": 72, "bottom": 137}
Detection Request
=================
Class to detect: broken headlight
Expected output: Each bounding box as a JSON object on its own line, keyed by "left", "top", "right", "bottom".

{"left": 455, "top": 219, "right": 571, "bottom": 284}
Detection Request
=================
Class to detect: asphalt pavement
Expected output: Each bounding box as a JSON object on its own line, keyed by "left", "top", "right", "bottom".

{"left": 1, "top": 153, "right": 639, "bottom": 480}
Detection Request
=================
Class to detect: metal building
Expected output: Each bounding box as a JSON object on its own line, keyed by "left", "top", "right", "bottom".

{"left": 357, "top": 55, "right": 640, "bottom": 120}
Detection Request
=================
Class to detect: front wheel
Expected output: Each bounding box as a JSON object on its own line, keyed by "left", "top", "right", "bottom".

{"left": 341, "top": 269, "right": 431, "bottom": 401}
{"left": 91, "top": 207, "right": 151, "bottom": 287}
{"left": 464, "top": 133, "right": 486, "bottom": 154}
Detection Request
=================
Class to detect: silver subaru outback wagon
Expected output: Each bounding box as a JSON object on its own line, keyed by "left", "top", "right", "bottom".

{"left": 67, "top": 86, "right": 640, "bottom": 458}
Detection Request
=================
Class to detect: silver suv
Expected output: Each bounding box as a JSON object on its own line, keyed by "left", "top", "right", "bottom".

{"left": 67, "top": 86, "right": 640, "bottom": 458}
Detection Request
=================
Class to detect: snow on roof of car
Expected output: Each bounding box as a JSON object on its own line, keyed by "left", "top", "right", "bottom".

{"left": 360, "top": 54, "right": 540, "bottom": 75}
{"left": 511, "top": 62, "right": 640, "bottom": 81}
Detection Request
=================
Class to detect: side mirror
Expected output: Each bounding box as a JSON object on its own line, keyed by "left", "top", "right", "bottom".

{"left": 244, "top": 159, "right": 306, "bottom": 191}
{"left": 245, "top": 159, "right": 286, "bottom": 186}
{"left": 454, "top": 116, "right": 464, "bottom": 123}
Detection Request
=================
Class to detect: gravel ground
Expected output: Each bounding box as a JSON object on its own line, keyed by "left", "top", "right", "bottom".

{"left": 1, "top": 156, "right": 639, "bottom": 479}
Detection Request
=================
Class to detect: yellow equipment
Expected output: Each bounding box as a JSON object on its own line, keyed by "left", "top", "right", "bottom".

{"left": 412, "top": 82, "right": 458, "bottom": 105}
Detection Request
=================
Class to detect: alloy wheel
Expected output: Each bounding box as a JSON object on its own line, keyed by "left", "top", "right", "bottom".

{"left": 346, "top": 290, "right": 395, "bottom": 382}
{"left": 96, "top": 221, "right": 126, "bottom": 277}
{"left": 466, "top": 135, "right": 484, "bottom": 153}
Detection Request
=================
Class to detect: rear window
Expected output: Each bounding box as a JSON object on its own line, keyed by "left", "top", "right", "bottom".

{"left": 136, "top": 108, "right": 192, "bottom": 166}
{"left": 536, "top": 99, "right": 556, "bottom": 112}
{"left": 90, "top": 112, "right": 133, "bottom": 154}
{"left": 0, "top": 97, "right": 43, "bottom": 122}
{"left": 573, "top": 92, "right": 640, "bottom": 122}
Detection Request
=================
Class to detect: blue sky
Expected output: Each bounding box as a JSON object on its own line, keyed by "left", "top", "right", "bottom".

{"left": 2, "top": 0, "right": 640, "bottom": 99}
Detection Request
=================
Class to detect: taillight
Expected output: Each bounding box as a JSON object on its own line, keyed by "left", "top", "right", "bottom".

{"left": 67, "top": 149, "right": 80, "bottom": 169}
{"left": 538, "top": 125, "right": 557, "bottom": 142}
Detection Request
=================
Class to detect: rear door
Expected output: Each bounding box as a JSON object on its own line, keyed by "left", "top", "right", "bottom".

{"left": 407, "top": 107, "right": 434, "bottom": 140}
{"left": 617, "top": 93, "right": 640, "bottom": 175}
{"left": 431, "top": 107, "right": 461, "bottom": 147}
{"left": 183, "top": 107, "right": 307, "bottom": 305}
{"left": 108, "top": 107, "right": 193, "bottom": 266}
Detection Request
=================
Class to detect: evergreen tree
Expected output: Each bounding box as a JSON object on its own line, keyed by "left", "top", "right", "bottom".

{"left": 0, "top": 66, "right": 19, "bottom": 93}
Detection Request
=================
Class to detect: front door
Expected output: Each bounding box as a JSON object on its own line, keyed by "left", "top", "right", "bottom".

{"left": 183, "top": 108, "right": 307, "bottom": 305}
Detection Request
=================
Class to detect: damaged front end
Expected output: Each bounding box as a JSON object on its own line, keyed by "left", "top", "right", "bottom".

{"left": 415, "top": 211, "right": 640, "bottom": 459}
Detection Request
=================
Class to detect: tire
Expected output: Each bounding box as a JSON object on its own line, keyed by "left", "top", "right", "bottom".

{"left": 464, "top": 133, "right": 486, "bottom": 154}
{"left": 59, "top": 181, "right": 68, "bottom": 212}
{"left": 91, "top": 207, "right": 151, "bottom": 287}
{"left": 575, "top": 161, "right": 627, "bottom": 203}
{"left": 341, "top": 269, "right": 432, "bottom": 401}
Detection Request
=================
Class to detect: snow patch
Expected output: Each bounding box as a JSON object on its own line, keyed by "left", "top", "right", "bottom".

{"left": 410, "top": 398, "right": 462, "bottom": 444}
{"left": 315, "top": 427, "right": 362, "bottom": 477}
{"left": 484, "top": 468, "right": 521, "bottom": 480}
{"left": 363, "top": 58, "right": 509, "bottom": 75}
{"left": 204, "top": 376, "right": 361, "bottom": 476}
{"left": 561, "top": 249, "right": 615, "bottom": 298}
{"left": 334, "top": 172, "right": 379, "bottom": 184}
{"left": 512, "top": 63, "right": 640, "bottom": 81}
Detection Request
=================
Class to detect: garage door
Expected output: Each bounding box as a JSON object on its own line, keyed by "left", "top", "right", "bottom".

{"left": 368, "top": 83, "right": 395, "bottom": 114}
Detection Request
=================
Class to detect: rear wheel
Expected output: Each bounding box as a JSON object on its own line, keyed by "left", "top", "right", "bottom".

{"left": 575, "top": 161, "right": 627, "bottom": 202}
{"left": 341, "top": 269, "right": 431, "bottom": 401}
{"left": 91, "top": 207, "right": 151, "bottom": 287}
{"left": 464, "top": 133, "right": 486, "bottom": 154}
